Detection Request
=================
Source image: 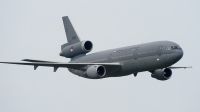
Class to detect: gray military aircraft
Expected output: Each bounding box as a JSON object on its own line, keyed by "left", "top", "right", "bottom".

{"left": 0, "top": 16, "right": 191, "bottom": 81}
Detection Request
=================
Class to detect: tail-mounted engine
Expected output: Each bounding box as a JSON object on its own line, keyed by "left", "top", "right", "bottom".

{"left": 60, "top": 40, "right": 93, "bottom": 58}
{"left": 151, "top": 68, "right": 172, "bottom": 81}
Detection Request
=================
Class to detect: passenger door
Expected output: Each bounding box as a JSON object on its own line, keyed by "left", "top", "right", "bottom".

{"left": 158, "top": 46, "right": 163, "bottom": 56}
{"left": 133, "top": 49, "right": 139, "bottom": 72}
{"left": 108, "top": 54, "right": 112, "bottom": 62}
{"left": 157, "top": 46, "right": 166, "bottom": 67}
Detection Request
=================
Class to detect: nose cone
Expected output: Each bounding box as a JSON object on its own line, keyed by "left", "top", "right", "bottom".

{"left": 59, "top": 51, "right": 63, "bottom": 56}
{"left": 176, "top": 49, "right": 184, "bottom": 61}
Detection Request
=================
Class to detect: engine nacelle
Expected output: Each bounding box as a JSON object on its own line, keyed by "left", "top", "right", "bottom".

{"left": 60, "top": 40, "right": 93, "bottom": 58}
{"left": 151, "top": 68, "right": 172, "bottom": 81}
{"left": 86, "top": 65, "right": 106, "bottom": 79}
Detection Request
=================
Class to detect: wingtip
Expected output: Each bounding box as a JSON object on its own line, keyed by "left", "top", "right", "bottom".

{"left": 0, "top": 62, "right": 6, "bottom": 63}
{"left": 0, "top": 62, "right": 15, "bottom": 64}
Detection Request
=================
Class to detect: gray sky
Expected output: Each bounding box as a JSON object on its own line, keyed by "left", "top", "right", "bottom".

{"left": 0, "top": 0, "right": 199, "bottom": 112}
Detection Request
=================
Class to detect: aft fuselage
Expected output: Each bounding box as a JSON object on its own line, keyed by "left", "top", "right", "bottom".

{"left": 69, "top": 41, "right": 183, "bottom": 78}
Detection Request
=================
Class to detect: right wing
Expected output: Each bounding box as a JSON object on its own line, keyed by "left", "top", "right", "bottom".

{"left": 168, "top": 66, "right": 192, "bottom": 69}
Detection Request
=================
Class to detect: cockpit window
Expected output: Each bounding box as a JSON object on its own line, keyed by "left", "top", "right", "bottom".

{"left": 166, "top": 46, "right": 180, "bottom": 50}
{"left": 173, "top": 46, "right": 179, "bottom": 49}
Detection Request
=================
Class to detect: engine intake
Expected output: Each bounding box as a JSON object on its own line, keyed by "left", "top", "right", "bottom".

{"left": 86, "top": 65, "right": 106, "bottom": 79}
{"left": 60, "top": 40, "right": 93, "bottom": 58}
{"left": 82, "top": 41, "right": 93, "bottom": 51}
{"left": 151, "top": 68, "right": 172, "bottom": 81}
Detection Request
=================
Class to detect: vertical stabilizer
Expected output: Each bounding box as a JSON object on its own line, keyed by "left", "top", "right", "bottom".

{"left": 62, "top": 16, "right": 80, "bottom": 44}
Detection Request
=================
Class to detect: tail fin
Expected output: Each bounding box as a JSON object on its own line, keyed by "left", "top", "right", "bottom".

{"left": 61, "top": 16, "right": 80, "bottom": 50}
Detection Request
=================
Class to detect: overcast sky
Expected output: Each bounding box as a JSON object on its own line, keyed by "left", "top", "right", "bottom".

{"left": 0, "top": 0, "right": 199, "bottom": 112}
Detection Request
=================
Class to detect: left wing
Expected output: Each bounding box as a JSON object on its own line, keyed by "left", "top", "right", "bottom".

{"left": 0, "top": 61, "right": 121, "bottom": 72}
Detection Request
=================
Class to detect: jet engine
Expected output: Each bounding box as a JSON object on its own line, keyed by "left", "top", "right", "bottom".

{"left": 151, "top": 68, "right": 172, "bottom": 81}
{"left": 86, "top": 65, "right": 106, "bottom": 79}
{"left": 60, "top": 40, "right": 93, "bottom": 58}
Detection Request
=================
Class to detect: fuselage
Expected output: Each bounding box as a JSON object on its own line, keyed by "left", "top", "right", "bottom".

{"left": 68, "top": 41, "right": 183, "bottom": 79}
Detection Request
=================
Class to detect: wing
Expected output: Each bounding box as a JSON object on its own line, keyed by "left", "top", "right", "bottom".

{"left": 22, "top": 59, "right": 56, "bottom": 63}
{"left": 168, "top": 66, "right": 192, "bottom": 69}
{"left": 0, "top": 61, "right": 121, "bottom": 72}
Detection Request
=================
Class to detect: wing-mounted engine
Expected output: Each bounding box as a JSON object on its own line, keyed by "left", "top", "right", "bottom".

{"left": 151, "top": 68, "right": 172, "bottom": 81}
{"left": 60, "top": 40, "right": 93, "bottom": 58}
{"left": 86, "top": 65, "right": 106, "bottom": 79}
